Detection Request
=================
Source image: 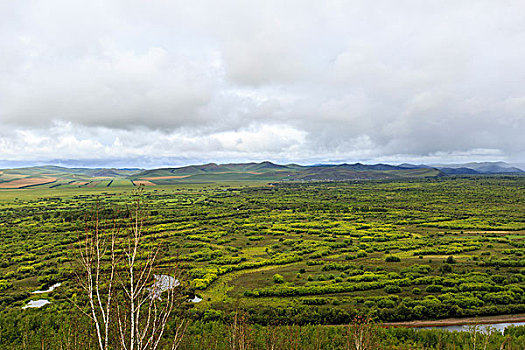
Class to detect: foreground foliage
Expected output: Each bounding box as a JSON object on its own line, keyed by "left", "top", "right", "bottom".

{"left": 0, "top": 308, "right": 524, "bottom": 349}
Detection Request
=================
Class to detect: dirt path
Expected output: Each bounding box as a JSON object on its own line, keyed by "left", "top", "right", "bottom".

{"left": 383, "top": 314, "right": 525, "bottom": 328}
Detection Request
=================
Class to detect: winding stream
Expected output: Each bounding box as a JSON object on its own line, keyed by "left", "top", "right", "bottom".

{"left": 23, "top": 299, "right": 51, "bottom": 309}
{"left": 189, "top": 295, "right": 202, "bottom": 303}
{"left": 32, "top": 282, "right": 61, "bottom": 294}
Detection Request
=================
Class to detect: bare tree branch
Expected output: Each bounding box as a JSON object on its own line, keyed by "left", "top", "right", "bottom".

{"left": 74, "top": 188, "right": 186, "bottom": 350}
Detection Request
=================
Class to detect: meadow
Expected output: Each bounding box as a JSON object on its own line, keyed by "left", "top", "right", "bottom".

{"left": 0, "top": 175, "right": 524, "bottom": 348}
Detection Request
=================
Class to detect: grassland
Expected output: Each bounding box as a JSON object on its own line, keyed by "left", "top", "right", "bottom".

{"left": 0, "top": 175, "right": 524, "bottom": 327}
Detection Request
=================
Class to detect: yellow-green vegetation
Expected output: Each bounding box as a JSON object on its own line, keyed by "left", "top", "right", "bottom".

{"left": 0, "top": 176, "right": 525, "bottom": 328}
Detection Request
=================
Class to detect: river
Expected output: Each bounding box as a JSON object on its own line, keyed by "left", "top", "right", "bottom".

{"left": 420, "top": 321, "right": 525, "bottom": 333}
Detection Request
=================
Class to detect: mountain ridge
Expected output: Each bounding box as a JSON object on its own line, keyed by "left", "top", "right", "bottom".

{"left": 0, "top": 161, "right": 522, "bottom": 189}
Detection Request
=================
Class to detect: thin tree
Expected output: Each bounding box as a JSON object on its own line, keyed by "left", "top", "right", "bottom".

{"left": 228, "top": 308, "right": 252, "bottom": 350}
{"left": 74, "top": 188, "right": 186, "bottom": 350}
{"left": 344, "top": 315, "right": 380, "bottom": 350}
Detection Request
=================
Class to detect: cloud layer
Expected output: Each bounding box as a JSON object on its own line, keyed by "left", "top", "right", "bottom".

{"left": 1, "top": 0, "right": 524, "bottom": 167}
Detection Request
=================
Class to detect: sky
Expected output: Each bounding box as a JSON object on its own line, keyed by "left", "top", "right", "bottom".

{"left": 1, "top": 0, "right": 525, "bottom": 168}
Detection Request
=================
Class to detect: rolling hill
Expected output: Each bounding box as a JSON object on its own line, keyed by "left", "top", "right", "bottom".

{"left": 0, "top": 161, "right": 522, "bottom": 189}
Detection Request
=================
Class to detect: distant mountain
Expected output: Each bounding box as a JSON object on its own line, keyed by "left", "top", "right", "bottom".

{"left": 338, "top": 163, "right": 407, "bottom": 171}
{"left": 432, "top": 161, "right": 523, "bottom": 174}
{"left": 1, "top": 161, "right": 522, "bottom": 189}
{"left": 281, "top": 165, "right": 442, "bottom": 181}
{"left": 132, "top": 162, "right": 444, "bottom": 183}
{"left": 398, "top": 163, "right": 432, "bottom": 169}
{"left": 91, "top": 169, "right": 129, "bottom": 177}
{"left": 310, "top": 163, "right": 423, "bottom": 171}
{"left": 438, "top": 167, "right": 480, "bottom": 175}
{"left": 463, "top": 162, "right": 523, "bottom": 173}
{"left": 246, "top": 161, "right": 289, "bottom": 171}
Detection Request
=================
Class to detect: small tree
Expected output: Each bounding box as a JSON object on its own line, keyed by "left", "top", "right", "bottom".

{"left": 228, "top": 309, "right": 252, "bottom": 350}
{"left": 74, "top": 189, "right": 186, "bottom": 350}
{"left": 344, "top": 315, "right": 380, "bottom": 350}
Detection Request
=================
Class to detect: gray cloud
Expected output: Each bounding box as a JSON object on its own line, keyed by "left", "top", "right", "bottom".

{"left": 0, "top": 0, "right": 524, "bottom": 166}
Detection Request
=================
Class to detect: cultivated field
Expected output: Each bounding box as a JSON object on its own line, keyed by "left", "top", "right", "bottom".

{"left": 0, "top": 177, "right": 57, "bottom": 189}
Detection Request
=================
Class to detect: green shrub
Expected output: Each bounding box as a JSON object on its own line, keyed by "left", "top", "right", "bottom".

{"left": 439, "top": 264, "right": 452, "bottom": 274}
{"left": 385, "top": 256, "right": 401, "bottom": 262}
{"left": 425, "top": 285, "right": 443, "bottom": 293}
{"left": 357, "top": 251, "right": 368, "bottom": 258}
{"left": 0, "top": 280, "right": 13, "bottom": 291}
{"left": 273, "top": 274, "right": 284, "bottom": 284}
{"left": 384, "top": 285, "right": 401, "bottom": 294}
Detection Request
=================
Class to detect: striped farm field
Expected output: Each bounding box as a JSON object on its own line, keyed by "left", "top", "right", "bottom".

{"left": 70, "top": 181, "right": 89, "bottom": 186}
{"left": 140, "top": 175, "right": 190, "bottom": 180}
{"left": 132, "top": 180, "right": 155, "bottom": 186}
{"left": 109, "top": 179, "right": 134, "bottom": 187}
{"left": 0, "top": 174, "right": 27, "bottom": 182}
{"left": 93, "top": 180, "right": 112, "bottom": 187}
{"left": 0, "top": 177, "right": 57, "bottom": 189}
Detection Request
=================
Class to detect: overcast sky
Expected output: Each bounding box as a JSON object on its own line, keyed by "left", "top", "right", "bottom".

{"left": 1, "top": 0, "right": 525, "bottom": 168}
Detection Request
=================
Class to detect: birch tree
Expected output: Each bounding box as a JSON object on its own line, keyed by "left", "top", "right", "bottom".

{"left": 75, "top": 189, "right": 186, "bottom": 350}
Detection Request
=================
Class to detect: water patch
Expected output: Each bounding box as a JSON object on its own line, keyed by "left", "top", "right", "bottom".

{"left": 148, "top": 275, "right": 180, "bottom": 300}
{"left": 32, "top": 282, "right": 61, "bottom": 294}
{"left": 189, "top": 295, "right": 202, "bottom": 303}
{"left": 23, "top": 299, "right": 50, "bottom": 309}
{"left": 421, "top": 322, "right": 525, "bottom": 334}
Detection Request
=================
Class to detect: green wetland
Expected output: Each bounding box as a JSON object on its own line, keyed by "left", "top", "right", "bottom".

{"left": 1, "top": 176, "right": 525, "bottom": 348}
